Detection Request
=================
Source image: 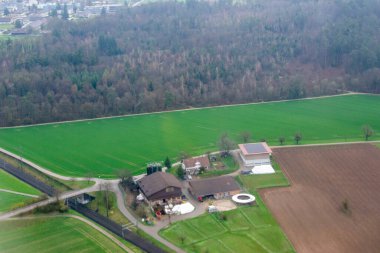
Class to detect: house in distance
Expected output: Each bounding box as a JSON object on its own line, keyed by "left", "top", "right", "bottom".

{"left": 137, "top": 172, "right": 183, "bottom": 206}
{"left": 238, "top": 142, "right": 272, "bottom": 167}
{"left": 182, "top": 155, "right": 210, "bottom": 175}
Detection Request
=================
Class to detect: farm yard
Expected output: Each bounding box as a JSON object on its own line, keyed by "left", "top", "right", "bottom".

{"left": 0, "top": 170, "right": 41, "bottom": 213}
{"left": 160, "top": 159, "right": 294, "bottom": 253}
{"left": 0, "top": 216, "right": 127, "bottom": 253}
{"left": 0, "top": 94, "right": 379, "bottom": 177}
{"left": 261, "top": 144, "right": 380, "bottom": 253}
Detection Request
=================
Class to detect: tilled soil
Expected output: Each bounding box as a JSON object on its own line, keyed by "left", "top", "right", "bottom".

{"left": 261, "top": 144, "right": 380, "bottom": 253}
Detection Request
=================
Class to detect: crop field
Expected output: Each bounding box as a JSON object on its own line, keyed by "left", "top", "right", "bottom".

{"left": 261, "top": 144, "right": 380, "bottom": 253}
{"left": 0, "top": 94, "right": 379, "bottom": 177}
{"left": 0, "top": 170, "right": 40, "bottom": 213}
{"left": 0, "top": 216, "right": 126, "bottom": 253}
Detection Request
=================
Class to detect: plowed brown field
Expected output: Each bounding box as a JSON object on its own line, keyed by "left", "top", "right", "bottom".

{"left": 261, "top": 144, "right": 380, "bottom": 253}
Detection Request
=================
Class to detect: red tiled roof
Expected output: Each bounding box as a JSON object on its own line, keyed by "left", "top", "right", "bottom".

{"left": 183, "top": 156, "right": 210, "bottom": 168}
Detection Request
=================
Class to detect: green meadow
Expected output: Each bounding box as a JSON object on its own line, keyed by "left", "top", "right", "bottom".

{"left": 0, "top": 94, "right": 379, "bottom": 177}
{"left": 0, "top": 170, "right": 40, "bottom": 195}
{"left": 0, "top": 170, "right": 41, "bottom": 212}
{"left": 0, "top": 216, "right": 126, "bottom": 253}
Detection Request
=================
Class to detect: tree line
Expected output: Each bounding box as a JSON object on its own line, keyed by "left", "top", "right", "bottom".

{"left": 0, "top": 0, "right": 380, "bottom": 126}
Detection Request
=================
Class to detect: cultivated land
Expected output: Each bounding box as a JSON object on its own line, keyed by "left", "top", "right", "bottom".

{"left": 0, "top": 170, "right": 41, "bottom": 213}
{"left": 0, "top": 94, "right": 379, "bottom": 177}
{"left": 0, "top": 216, "right": 126, "bottom": 253}
{"left": 261, "top": 144, "right": 380, "bottom": 253}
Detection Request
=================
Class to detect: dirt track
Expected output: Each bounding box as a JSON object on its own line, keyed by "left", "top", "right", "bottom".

{"left": 261, "top": 144, "right": 380, "bottom": 253}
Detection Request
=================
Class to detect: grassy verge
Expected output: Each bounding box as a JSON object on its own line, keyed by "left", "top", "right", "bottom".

{"left": 86, "top": 191, "right": 131, "bottom": 225}
{"left": 136, "top": 228, "right": 176, "bottom": 253}
{"left": 0, "top": 152, "right": 94, "bottom": 192}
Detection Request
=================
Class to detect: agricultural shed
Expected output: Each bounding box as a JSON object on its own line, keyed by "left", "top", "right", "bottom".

{"left": 137, "top": 172, "right": 182, "bottom": 206}
{"left": 189, "top": 176, "right": 240, "bottom": 201}
{"left": 239, "top": 142, "right": 272, "bottom": 167}
{"left": 182, "top": 156, "right": 210, "bottom": 175}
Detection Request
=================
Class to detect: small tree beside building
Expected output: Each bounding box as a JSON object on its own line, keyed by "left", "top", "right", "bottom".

{"left": 164, "top": 156, "right": 172, "bottom": 169}
{"left": 218, "top": 133, "right": 235, "bottom": 157}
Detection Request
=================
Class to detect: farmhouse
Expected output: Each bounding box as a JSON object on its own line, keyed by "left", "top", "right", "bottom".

{"left": 189, "top": 176, "right": 240, "bottom": 201}
{"left": 137, "top": 172, "right": 183, "bottom": 206}
{"left": 182, "top": 156, "right": 210, "bottom": 175}
{"left": 239, "top": 142, "right": 272, "bottom": 167}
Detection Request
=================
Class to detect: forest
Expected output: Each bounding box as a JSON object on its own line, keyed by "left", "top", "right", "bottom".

{"left": 0, "top": 0, "right": 380, "bottom": 126}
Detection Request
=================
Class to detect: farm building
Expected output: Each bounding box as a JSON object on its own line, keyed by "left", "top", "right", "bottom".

{"left": 189, "top": 176, "right": 240, "bottom": 201}
{"left": 238, "top": 142, "right": 272, "bottom": 167}
{"left": 137, "top": 172, "right": 183, "bottom": 206}
{"left": 182, "top": 156, "right": 210, "bottom": 175}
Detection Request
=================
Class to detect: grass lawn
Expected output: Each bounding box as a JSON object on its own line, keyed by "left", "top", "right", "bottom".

{"left": 0, "top": 169, "right": 41, "bottom": 213}
{"left": 0, "top": 94, "right": 379, "bottom": 177}
{"left": 0, "top": 191, "right": 33, "bottom": 213}
{"left": 159, "top": 203, "right": 295, "bottom": 253}
{"left": 86, "top": 191, "right": 131, "bottom": 225}
{"left": 0, "top": 216, "right": 127, "bottom": 253}
{"left": 200, "top": 155, "right": 239, "bottom": 177}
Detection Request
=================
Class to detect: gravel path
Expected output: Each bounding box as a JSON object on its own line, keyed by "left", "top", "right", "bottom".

{"left": 0, "top": 188, "right": 39, "bottom": 198}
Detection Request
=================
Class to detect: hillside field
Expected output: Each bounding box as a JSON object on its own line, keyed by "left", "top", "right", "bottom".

{"left": 0, "top": 94, "right": 379, "bottom": 177}
{"left": 0, "top": 216, "right": 126, "bottom": 253}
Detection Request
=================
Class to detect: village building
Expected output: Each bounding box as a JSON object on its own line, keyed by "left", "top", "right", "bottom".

{"left": 182, "top": 156, "right": 210, "bottom": 175}
{"left": 137, "top": 172, "right": 183, "bottom": 206}
{"left": 189, "top": 176, "right": 240, "bottom": 201}
{"left": 238, "top": 142, "right": 272, "bottom": 167}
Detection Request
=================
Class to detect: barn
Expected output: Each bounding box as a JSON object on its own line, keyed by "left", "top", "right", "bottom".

{"left": 189, "top": 176, "right": 240, "bottom": 201}
{"left": 238, "top": 142, "right": 272, "bottom": 167}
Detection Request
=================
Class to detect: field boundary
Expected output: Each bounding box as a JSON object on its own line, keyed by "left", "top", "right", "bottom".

{"left": 0, "top": 92, "right": 374, "bottom": 129}
{"left": 0, "top": 188, "right": 39, "bottom": 198}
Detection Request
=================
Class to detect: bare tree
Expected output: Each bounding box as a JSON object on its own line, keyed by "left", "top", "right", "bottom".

{"left": 85, "top": 171, "right": 94, "bottom": 185}
{"left": 218, "top": 133, "right": 235, "bottom": 156}
{"left": 239, "top": 131, "right": 251, "bottom": 143}
{"left": 116, "top": 169, "right": 132, "bottom": 184}
{"left": 294, "top": 132, "right": 302, "bottom": 144}
{"left": 362, "top": 125, "right": 374, "bottom": 141}
{"left": 102, "top": 182, "right": 112, "bottom": 217}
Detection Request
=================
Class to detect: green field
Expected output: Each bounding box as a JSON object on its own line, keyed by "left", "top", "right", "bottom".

{"left": 0, "top": 170, "right": 41, "bottom": 212}
{"left": 0, "top": 94, "right": 379, "bottom": 177}
{"left": 0, "top": 216, "right": 126, "bottom": 253}
{"left": 0, "top": 170, "right": 40, "bottom": 195}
